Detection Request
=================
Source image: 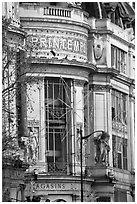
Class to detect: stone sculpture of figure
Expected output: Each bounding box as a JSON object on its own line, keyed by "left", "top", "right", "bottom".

{"left": 3, "top": 188, "right": 11, "bottom": 202}
{"left": 93, "top": 35, "right": 104, "bottom": 61}
{"left": 93, "top": 34, "right": 107, "bottom": 65}
{"left": 28, "top": 128, "right": 38, "bottom": 163}
{"left": 76, "top": 128, "right": 81, "bottom": 162}
{"left": 94, "top": 132, "right": 110, "bottom": 164}
{"left": 67, "top": 2, "right": 82, "bottom": 8}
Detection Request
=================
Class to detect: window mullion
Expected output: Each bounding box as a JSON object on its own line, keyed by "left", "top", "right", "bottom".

{"left": 116, "top": 135, "right": 118, "bottom": 168}
{"left": 53, "top": 82, "right": 54, "bottom": 110}
{"left": 53, "top": 129, "right": 55, "bottom": 164}
{"left": 47, "top": 80, "right": 49, "bottom": 151}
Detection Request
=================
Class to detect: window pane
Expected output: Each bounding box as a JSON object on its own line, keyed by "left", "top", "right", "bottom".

{"left": 54, "top": 83, "right": 59, "bottom": 100}
{"left": 112, "top": 135, "right": 117, "bottom": 167}
{"left": 111, "top": 46, "right": 115, "bottom": 67}
{"left": 119, "top": 190, "right": 127, "bottom": 202}
{"left": 114, "top": 189, "right": 127, "bottom": 202}
{"left": 122, "top": 95, "right": 127, "bottom": 124}
{"left": 117, "top": 137, "right": 122, "bottom": 152}
{"left": 47, "top": 156, "right": 54, "bottom": 163}
{"left": 49, "top": 132, "right": 53, "bottom": 150}
{"left": 116, "top": 96, "right": 119, "bottom": 120}
{"left": 121, "top": 51, "right": 126, "bottom": 74}
{"left": 123, "top": 138, "right": 128, "bottom": 170}
{"left": 118, "top": 153, "right": 122, "bottom": 169}
{"left": 115, "top": 48, "right": 117, "bottom": 69}
{"left": 123, "top": 158, "right": 128, "bottom": 170}
{"left": 111, "top": 91, "right": 115, "bottom": 120}
{"left": 48, "top": 83, "right": 53, "bottom": 99}
{"left": 112, "top": 107, "right": 115, "bottom": 120}
{"left": 123, "top": 143, "right": 127, "bottom": 157}
{"left": 55, "top": 129, "right": 62, "bottom": 151}
{"left": 117, "top": 49, "right": 121, "bottom": 71}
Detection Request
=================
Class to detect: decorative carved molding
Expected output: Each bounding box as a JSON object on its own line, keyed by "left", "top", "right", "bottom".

{"left": 112, "top": 121, "right": 127, "bottom": 132}
{"left": 93, "top": 35, "right": 105, "bottom": 61}
{"left": 89, "top": 84, "right": 112, "bottom": 92}
{"left": 74, "top": 79, "right": 86, "bottom": 87}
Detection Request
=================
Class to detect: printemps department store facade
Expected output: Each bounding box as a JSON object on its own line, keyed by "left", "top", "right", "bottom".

{"left": 2, "top": 2, "right": 135, "bottom": 202}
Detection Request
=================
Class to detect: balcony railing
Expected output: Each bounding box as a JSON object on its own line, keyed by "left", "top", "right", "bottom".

{"left": 47, "top": 162, "right": 93, "bottom": 176}
{"left": 44, "top": 7, "right": 71, "bottom": 18}
{"left": 48, "top": 162, "right": 68, "bottom": 175}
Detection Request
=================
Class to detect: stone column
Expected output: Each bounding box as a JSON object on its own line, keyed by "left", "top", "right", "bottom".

{"left": 38, "top": 78, "right": 46, "bottom": 169}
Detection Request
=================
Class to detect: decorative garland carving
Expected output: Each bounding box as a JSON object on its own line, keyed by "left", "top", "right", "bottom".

{"left": 89, "top": 84, "right": 112, "bottom": 92}
{"left": 74, "top": 79, "right": 86, "bottom": 87}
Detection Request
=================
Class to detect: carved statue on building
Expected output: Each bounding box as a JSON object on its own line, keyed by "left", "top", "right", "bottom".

{"left": 67, "top": 2, "right": 82, "bottom": 8}
{"left": 94, "top": 132, "right": 110, "bottom": 164}
{"left": 2, "top": 188, "right": 11, "bottom": 202}
{"left": 27, "top": 127, "right": 39, "bottom": 164}
{"left": 93, "top": 34, "right": 107, "bottom": 65}
{"left": 93, "top": 35, "right": 105, "bottom": 60}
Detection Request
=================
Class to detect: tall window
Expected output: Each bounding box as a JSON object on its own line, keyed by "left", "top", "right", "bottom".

{"left": 111, "top": 89, "right": 127, "bottom": 124}
{"left": 44, "top": 77, "right": 87, "bottom": 174}
{"left": 111, "top": 45, "right": 127, "bottom": 74}
{"left": 45, "top": 77, "right": 71, "bottom": 172}
{"left": 132, "top": 55, "right": 135, "bottom": 79}
{"left": 112, "top": 135, "right": 128, "bottom": 170}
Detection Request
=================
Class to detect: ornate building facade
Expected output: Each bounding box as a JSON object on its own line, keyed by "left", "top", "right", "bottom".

{"left": 2, "top": 2, "right": 135, "bottom": 202}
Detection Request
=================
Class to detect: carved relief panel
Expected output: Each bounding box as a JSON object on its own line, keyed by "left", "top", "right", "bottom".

{"left": 88, "top": 34, "right": 108, "bottom": 66}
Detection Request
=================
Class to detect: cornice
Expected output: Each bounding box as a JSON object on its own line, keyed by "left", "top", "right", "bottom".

{"left": 111, "top": 32, "right": 135, "bottom": 47}
{"left": 89, "top": 28, "right": 134, "bottom": 48}
{"left": 95, "top": 67, "right": 120, "bottom": 77}
{"left": 27, "top": 57, "right": 96, "bottom": 71}
{"left": 95, "top": 67, "right": 135, "bottom": 88}
{"left": 20, "top": 17, "right": 91, "bottom": 31}
{"left": 115, "top": 74, "right": 135, "bottom": 88}
{"left": 89, "top": 29, "right": 113, "bottom": 36}
{"left": 8, "top": 25, "right": 26, "bottom": 37}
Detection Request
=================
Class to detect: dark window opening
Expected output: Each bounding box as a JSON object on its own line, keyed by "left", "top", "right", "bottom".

{"left": 111, "top": 45, "right": 127, "bottom": 74}
{"left": 97, "top": 197, "right": 111, "bottom": 202}
{"left": 114, "top": 189, "right": 127, "bottom": 202}
{"left": 111, "top": 89, "right": 127, "bottom": 125}
{"left": 112, "top": 135, "right": 128, "bottom": 170}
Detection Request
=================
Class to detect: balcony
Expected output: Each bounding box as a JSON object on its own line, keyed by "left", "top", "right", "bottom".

{"left": 19, "top": 5, "right": 89, "bottom": 24}
{"left": 44, "top": 7, "right": 71, "bottom": 18}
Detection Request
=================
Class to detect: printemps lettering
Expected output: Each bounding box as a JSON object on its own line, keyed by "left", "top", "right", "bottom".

{"left": 29, "top": 35, "right": 87, "bottom": 55}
